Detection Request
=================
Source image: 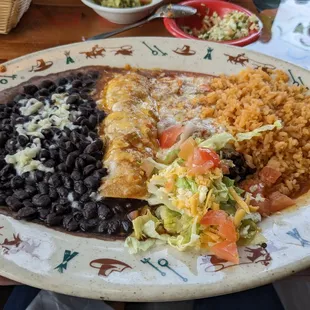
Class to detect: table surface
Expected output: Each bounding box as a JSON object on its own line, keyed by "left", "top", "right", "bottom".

{"left": 0, "top": 0, "right": 309, "bottom": 68}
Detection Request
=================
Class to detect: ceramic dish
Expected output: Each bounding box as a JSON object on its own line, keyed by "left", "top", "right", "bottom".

{"left": 0, "top": 37, "right": 310, "bottom": 302}
{"left": 81, "top": 0, "right": 163, "bottom": 24}
{"left": 164, "top": 0, "right": 262, "bottom": 47}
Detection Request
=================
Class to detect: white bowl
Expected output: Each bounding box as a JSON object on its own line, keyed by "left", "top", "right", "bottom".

{"left": 81, "top": 0, "right": 164, "bottom": 24}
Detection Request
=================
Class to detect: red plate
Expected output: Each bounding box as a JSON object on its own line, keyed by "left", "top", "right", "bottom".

{"left": 164, "top": 0, "right": 262, "bottom": 47}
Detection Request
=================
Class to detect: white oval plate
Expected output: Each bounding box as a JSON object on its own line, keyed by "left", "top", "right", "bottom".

{"left": 0, "top": 37, "right": 310, "bottom": 302}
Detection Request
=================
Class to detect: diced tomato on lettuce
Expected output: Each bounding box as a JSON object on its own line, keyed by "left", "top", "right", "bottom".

{"left": 159, "top": 125, "right": 184, "bottom": 149}
{"left": 200, "top": 210, "right": 238, "bottom": 263}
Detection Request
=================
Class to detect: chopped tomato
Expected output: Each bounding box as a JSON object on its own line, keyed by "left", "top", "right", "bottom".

{"left": 218, "top": 218, "right": 237, "bottom": 242}
{"left": 159, "top": 125, "right": 184, "bottom": 149}
{"left": 259, "top": 166, "right": 282, "bottom": 186}
{"left": 240, "top": 179, "right": 265, "bottom": 197}
{"left": 269, "top": 191, "right": 295, "bottom": 212}
{"left": 179, "top": 137, "right": 196, "bottom": 160}
{"left": 211, "top": 241, "right": 239, "bottom": 264}
{"left": 200, "top": 210, "right": 227, "bottom": 226}
{"left": 255, "top": 198, "right": 272, "bottom": 217}
{"left": 187, "top": 148, "right": 220, "bottom": 175}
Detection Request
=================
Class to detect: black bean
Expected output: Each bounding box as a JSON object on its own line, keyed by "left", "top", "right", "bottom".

{"left": 23, "top": 84, "right": 38, "bottom": 95}
{"left": 46, "top": 213, "right": 63, "bottom": 226}
{"left": 39, "top": 80, "right": 54, "bottom": 89}
{"left": 75, "top": 157, "right": 85, "bottom": 170}
{"left": 95, "top": 161, "right": 102, "bottom": 169}
{"left": 84, "top": 176, "right": 99, "bottom": 189}
{"left": 24, "top": 184, "right": 37, "bottom": 196}
{"left": 59, "top": 149, "right": 68, "bottom": 162}
{"left": 5, "top": 138, "right": 17, "bottom": 154}
{"left": 43, "top": 172, "right": 53, "bottom": 183}
{"left": 72, "top": 80, "right": 82, "bottom": 88}
{"left": 64, "top": 141, "right": 75, "bottom": 153}
{"left": 98, "top": 204, "right": 113, "bottom": 220}
{"left": 73, "top": 211, "right": 83, "bottom": 222}
{"left": 54, "top": 204, "right": 70, "bottom": 215}
{"left": 91, "top": 151, "right": 103, "bottom": 160}
{"left": 57, "top": 187, "right": 69, "bottom": 198}
{"left": 48, "top": 174, "right": 62, "bottom": 188}
{"left": 23, "top": 199, "right": 34, "bottom": 208}
{"left": 16, "top": 206, "right": 38, "bottom": 220}
{"left": 93, "top": 168, "right": 107, "bottom": 179}
{"left": 80, "top": 218, "right": 98, "bottom": 232}
{"left": 13, "top": 189, "right": 29, "bottom": 201}
{"left": 79, "top": 192, "right": 90, "bottom": 203}
{"left": 57, "top": 77, "right": 68, "bottom": 86}
{"left": 107, "top": 220, "right": 120, "bottom": 235}
{"left": 41, "top": 129, "right": 53, "bottom": 139}
{"left": 39, "top": 149, "right": 50, "bottom": 161}
{"left": 88, "top": 115, "right": 97, "bottom": 129}
{"left": 6, "top": 196, "right": 23, "bottom": 211}
{"left": 84, "top": 142, "right": 98, "bottom": 154}
{"left": 68, "top": 88, "right": 79, "bottom": 95}
{"left": 33, "top": 170, "right": 44, "bottom": 183}
{"left": 57, "top": 163, "right": 67, "bottom": 172}
{"left": 0, "top": 164, "right": 14, "bottom": 177}
{"left": 121, "top": 219, "right": 132, "bottom": 233}
{"left": 38, "top": 208, "right": 50, "bottom": 220}
{"left": 10, "top": 176, "right": 24, "bottom": 189}
{"left": 71, "top": 170, "right": 82, "bottom": 181}
{"left": 71, "top": 191, "right": 80, "bottom": 201}
{"left": 83, "top": 202, "right": 97, "bottom": 220}
{"left": 0, "top": 192, "right": 6, "bottom": 204}
{"left": 35, "top": 88, "right": 49, "bottom": 97}
{"left": 63, "top": 215, "right": 79, "bottom": 231}
{"left": 17, "top": 135, "right": 29, "bottom": 147}
{"left": 74, "top": 181, "right": 87, "bottom": 195}
{"left": 97, "top": 220, "right": 108, "bottom": 233}
{"left": 80, "top": 126, "right": 89, "bottom": 136}
{"left": 65, "top": 153, "right": 76, "bottom": 169}
{"left": 79, "top": 154, "right": 96, "bottom": 164}
{"left": 49, "top": 149, "right": 59, "bottom": 160}
{"left": 49, "top": 187, "right": 58, "bottom": 201}
{"left": 49, "top": 84, "right": 57, "bottom": 93}
{"left": 37, "top": 182, "right": 49, "bottom": 194}
{"left": 59, "top": 198, "right": 68, "bottom": 205}
{"left": 77, "top": 140, "right": 90, "bottom": 152}
{"left": 0, "top": 131, "right": 8, "bottom": 147}
{"left": 83, "top": 164, "right": 95, "bottom": 176}
{"left": 62, "top": 175, "right": 73, "bottom": 189}
{"left": 32, "top": 194, "right": 51, "bottom": 208}
{"left": 56, "top": 86, "right": 66, "bottom": 93}
{"left": 44, "top": 159, "right": 55, "bottom": 168}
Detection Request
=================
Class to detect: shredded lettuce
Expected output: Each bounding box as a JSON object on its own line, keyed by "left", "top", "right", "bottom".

{"left": 131, "top": 209, "right": 160, "bottom": 240}
{"left": 124, "top": 237, "right": 158, "bottom": 254}
{"left": 199, "top": 120, "right": 283, "bottom": 151}
{"left": 199, "top": 132, "right": 234, "bottom": 150}
{"left": 175, "top": 177, "right": 198, "bottom": 193}
{"left": 125, "top": 206, "right": 200, "bottom": 254}
{"left": 167, "top": 216, "right": 200, "bottom": 251}
{"left": 236, "top": 120, "right": 282, "bottom": 141}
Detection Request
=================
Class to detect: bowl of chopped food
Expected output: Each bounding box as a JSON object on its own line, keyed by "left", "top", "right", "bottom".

{"left": 81, "top": 0, "right": 163, "bottom": 24}
{"left": 164, "top": 0, "right": 262, "bottom": 46}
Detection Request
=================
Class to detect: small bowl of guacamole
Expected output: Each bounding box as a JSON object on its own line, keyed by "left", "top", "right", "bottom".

{"left": 81, "top": 0, "right": 163, "bottom": 24}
